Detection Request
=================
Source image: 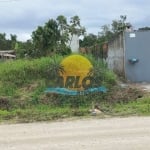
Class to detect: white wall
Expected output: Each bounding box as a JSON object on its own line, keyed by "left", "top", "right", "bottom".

{"left": 68, "top": 34, "right": 79, "bottom": 53}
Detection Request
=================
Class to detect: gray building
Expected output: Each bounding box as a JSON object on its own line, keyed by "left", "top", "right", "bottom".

{"left": 107, "top": 30, "right": 150, "bottom": 82}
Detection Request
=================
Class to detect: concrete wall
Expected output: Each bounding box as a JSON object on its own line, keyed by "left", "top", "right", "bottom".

{"left": 125, "top": 31, "right": 150, "bottom": 82}
{"left": 107, "top": 31, "right": 150, "bottom": 82}
{"left": 106, "top": 33, "right": 124, "bottom": 75}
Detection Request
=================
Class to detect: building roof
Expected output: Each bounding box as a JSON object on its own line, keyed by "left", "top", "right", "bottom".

{"left": 0, "top": 50, "right": 15, "bottom": 54}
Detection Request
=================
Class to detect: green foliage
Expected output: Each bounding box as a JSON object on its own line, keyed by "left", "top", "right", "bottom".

{"left": 80, "top": 15, "right": 129, "bottom": 59}
{"left": 0, "top": 106, "right": 89, "bottom": 123}
{"left": 0, "top": 15, "right": 85, "bottom": 58}
{"left": 138, "top": 26, "right": 150, "bottom": 31}
{"left": 0, "top": 33, "right": 17, "bottom": 50}
{"left": 32, "top": 19, "right": 60, "bottom": 57}
{"left": 0, "top": 33, "right": 8, "bottom": 50}
{"left": 1, "top": 54, "right": 116, "bottom": 93}
{"left": 0, "top": 83, "right": 17, "bottom": 96}
{"left": 80, "top": 34, "right": 98, "bottom": 47}
{"left": 85, "top": 54, "right": 117, "bottom": 87}
{"left": 56, "top": 44, "right": 72, "bottom": 56}
{"left": 111, "top": 97, "right": 150, "bottom": 116}
{"left": 31, "top": 15, "right": 85, "bottom": 57}
{"left": 15, "top": 40, "right": 34, "bottom": 58}
{"left": 0, "top": 54, "right": 116, "bottom": 98}
{"left": 56, "top": 15, "right": 69, "bottom": 44}
{"left": 111, "top": 15, "right": 127, "bottom": 34}
{"left": 45, "top": 57, "right": 64, "bottom": 79}
{"left": 10, "top": 34, "right": 17, "bottom": 49}
{"left": 69, "top": 15, "right": 86, "bottom": 36}
{"left": 0, "top": 54, "right": 119, "bottom": 122}
{"left": 0, "top": 57, "right": 58, "bottom": 96}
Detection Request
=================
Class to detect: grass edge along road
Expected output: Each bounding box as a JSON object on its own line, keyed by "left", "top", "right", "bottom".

{"left": 0, "top": 96, "right": 150, "bottom": 123}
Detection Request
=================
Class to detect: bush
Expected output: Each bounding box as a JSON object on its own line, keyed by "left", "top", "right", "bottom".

{"left": 85, "top": 54, "right": 117, "bottom": 87}
{"left": 0, "top": 97, "right": 12, "bottom": 110}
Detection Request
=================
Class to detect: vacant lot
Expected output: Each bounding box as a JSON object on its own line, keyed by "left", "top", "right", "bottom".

{"left": 0, "top": 117, "right": 150, "bottom": 150}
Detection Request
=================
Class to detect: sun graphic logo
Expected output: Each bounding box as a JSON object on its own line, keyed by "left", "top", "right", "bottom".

{"left": 59, "top": 54, "right": 93, "bottom": 91}
{"left": 45, "top": 54, "right": 107, "bottom": 95}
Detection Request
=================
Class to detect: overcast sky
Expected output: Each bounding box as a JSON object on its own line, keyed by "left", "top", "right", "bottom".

{"left": 0, "top": 0, "right": 150, "bottom": 41}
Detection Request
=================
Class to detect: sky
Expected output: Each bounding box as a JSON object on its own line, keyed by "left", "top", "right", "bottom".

{"left": 0, "top": 0, "right": 150, "bottom": 41}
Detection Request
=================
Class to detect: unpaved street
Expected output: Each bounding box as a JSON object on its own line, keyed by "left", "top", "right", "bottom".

{"left": 0, "top": 117, "right": 150, "bottom": 150}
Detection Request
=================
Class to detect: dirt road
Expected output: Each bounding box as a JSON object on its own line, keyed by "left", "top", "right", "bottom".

{"left": 0, "top": 117, "right": 150, "bottom": 150}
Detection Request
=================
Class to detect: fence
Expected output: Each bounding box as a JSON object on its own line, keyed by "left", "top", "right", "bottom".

{"left": 80, "top": 43, "right": 108, "bottom": 59}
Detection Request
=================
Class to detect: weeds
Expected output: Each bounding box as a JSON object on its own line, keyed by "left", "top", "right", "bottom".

{"left": 1, "top": 54, "right": 146, "bottom": 122}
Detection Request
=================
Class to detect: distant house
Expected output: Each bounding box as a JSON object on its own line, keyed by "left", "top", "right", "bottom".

{"left": 106, "top": 30, "right": 150, "bottom": 82}
{"left": 0, "top": 50, "right": 16, "bottom": 59}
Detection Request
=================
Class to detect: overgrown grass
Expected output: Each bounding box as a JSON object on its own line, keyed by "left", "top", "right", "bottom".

{"left": 111, "top": 97, "right": 150, "bottom": 116}
{"left": 0, "top": 54, "right": 116, "bottom": 97}
{"left": 0, "top": 106, "right": 89, "bottom": 123}
{"left": 1, "top": 54, "right": 149, "bottom": 123}
{"left": 0, "top": 56, "right": 63, "bottom": 96}
{"left": 84, "top": 54, "right": 117, "bottom": 87}
{"left": 0, "top": 96, "right": 150, "bottom": 123}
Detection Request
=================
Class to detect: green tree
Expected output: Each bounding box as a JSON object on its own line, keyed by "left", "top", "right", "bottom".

{"left": 56, "top": 15, "right": 69, "bottom": 43}
{"left": 0, "top": 33, "right": 7, "bottom": 50}
{"left": 69, "top": 15, "right": 86, "bottom": 46}
{"left": 10, "top": 34, "right": 17, "bottom": 49}
{"left": 138, "top": 26, "right": 150, "bottom": 31}
{"left": 56, "top": 15, "right": 85, "bottom": 54}
{"left": 56, "top": 15, "right": 68, "bottom": 33}
{"left": 111, "top": 15, "right": 127, "bottom": 34}
{"left": 80, "top": 15, "right": 128, "bottom": 59}
{"left": 15, "top": 39, "right": 35, "bottom": 58}
{"left": 80, "top": 33, "right": 98, "bottom": 47}
{"left": 0, "top": 33, "right": 17, "bottom": 50}
{"left": 56, "top": 15, "right": 71, "bottom": 55}
{"left": 32, "top": 19, "right": 60, "bottom": 57}
{"left": 30, "top": 15, "right": 85, "bottom": 57}
{"left": 14, "top": 42, "right": 26, "bottom": 58}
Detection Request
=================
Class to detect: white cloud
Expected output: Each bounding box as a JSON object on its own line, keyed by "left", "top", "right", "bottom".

{"left": 0, "top": 0, "right": 150, "bottom": 41}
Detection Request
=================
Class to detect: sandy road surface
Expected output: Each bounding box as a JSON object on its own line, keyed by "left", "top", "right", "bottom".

{"left": 0, "top": 117, "right": 150, "bottom": 150}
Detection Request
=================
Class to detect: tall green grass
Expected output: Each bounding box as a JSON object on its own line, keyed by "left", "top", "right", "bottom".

{"left": 0, "top": 56, "right": 63, "bottom": 96}
{"left": 0, "top": 54, "right": 116, "bottom": 96}
{"left": 0, "top": 57, "right": 53, "bottom": 84}
{"left": 0, "top": 54, "right": 118, "bottom": 118}
{"left": 1, "top": 55, "right": 148, "bottom": 122}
